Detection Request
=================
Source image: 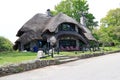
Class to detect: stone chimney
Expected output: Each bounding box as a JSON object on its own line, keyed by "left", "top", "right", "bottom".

{"left": 46, "top": 9, "right": 52, "bottom": 17}
{"left": 80, "top": 12, "right": 86, "bottom": 27}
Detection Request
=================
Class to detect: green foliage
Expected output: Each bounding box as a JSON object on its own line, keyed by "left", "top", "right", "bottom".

{"left": 110, "top": 26, "right": 120, "bottom": 45}
{"left": 101, "top": 46, "right": 120, "bottom": 52}
{"left": 85, "top": 13, "right": 98, "bottom": 31}
{"left": 93, "top": 26, "right": 113, "bottom": 47}
{"left": 0, "top": 36, "right": 13, "bottom": 52}
{"left": 54, "top": 0, "right": 88, "bottom": 22}
{"left": 93, "top": 8, "right": 120, "bottom": 46}
{"left": 52, "top": 0, "right": 98, "bottom": 30}
{"left": 100, "top": 8, "right": 120, "bottom": 27}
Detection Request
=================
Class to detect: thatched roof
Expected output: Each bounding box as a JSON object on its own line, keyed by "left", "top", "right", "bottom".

{"left": 17, "top": 13, "right": 86, "bottom": 36}
{"left": 55, "top": 31, "right": 88, "bottom": 44}
{"left": 16, "top": 13, "right": 51, "bottom": 36}
{"left": 42, "top": 13, "right": 86, "bottom": 33}
{"left": 16, "top": 31, "right": 42, "bottom": 45}
{"left": 82, "top": 26, "right": 96, "bottom": 41}
{"left": 15, "top": 12, "right": 96, "bottom": 45}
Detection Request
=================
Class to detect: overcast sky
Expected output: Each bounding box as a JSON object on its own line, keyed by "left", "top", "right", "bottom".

{"left": 0, "top": 0, "right": 120, "bottom": 43}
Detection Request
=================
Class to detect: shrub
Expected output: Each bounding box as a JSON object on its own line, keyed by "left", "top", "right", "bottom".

{"left": 0, "top": 36, "right": 13, "bottom": 52}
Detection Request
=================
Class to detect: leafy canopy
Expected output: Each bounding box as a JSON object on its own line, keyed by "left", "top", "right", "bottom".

{"left": 93, "top": 8, "right": 120, "bottom": 46}
{"left": 100, "top": 8, "right": 120, "bottom": 27}
{"left": 0, "top": 36, "right": 13, "bottom": 52}
{"left": 52, "top": 0, "right": 98, "bottom": 30}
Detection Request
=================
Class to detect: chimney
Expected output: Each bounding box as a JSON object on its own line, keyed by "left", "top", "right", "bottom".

{"left": 80, "top": 12, "right": 86, "bottom": 27}
{"left": 46, "top": 9, "right": 52, "bottom": 17}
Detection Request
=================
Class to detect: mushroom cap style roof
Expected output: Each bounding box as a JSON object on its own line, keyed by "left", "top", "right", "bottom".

{"left": 16, "top": 13, "right": 51, "bottom": 36}
{"left": 15, "top": 12, "right": 96, "bottom": 45}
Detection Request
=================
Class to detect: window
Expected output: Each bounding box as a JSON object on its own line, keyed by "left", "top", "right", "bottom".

{"left": 58, "top": 23, "right": 75, "bottom": 31}
{"left": 59, "top": 40, "right": 76, "bottom": 47}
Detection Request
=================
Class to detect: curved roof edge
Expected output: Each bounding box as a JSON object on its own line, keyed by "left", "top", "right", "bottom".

{"left": 43, "top": 12, "right": 86, "bottom": 33}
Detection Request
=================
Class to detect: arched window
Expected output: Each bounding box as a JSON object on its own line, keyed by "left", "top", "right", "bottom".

{"left": 58, "top": 23, "right": 75, "bottom": 31}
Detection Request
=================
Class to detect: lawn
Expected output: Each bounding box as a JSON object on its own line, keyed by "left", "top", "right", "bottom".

{"left": 55, "top": 46, "right": 120, "bottom": 56}
{"left": 0, "top": 46, "right": 120, "bottom": 66}
{"left": 101, "top": 46, "right": 120, "bottom": 51}
{"left": 0, "top": 51, "right": 37, "bottom": 66}
{"left": 56, "top": 51, "right": 83, "bottom": 56}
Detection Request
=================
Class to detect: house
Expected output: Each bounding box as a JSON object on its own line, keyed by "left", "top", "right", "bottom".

{"left": 13, "top": 12, "right": 97, "bottom": 52}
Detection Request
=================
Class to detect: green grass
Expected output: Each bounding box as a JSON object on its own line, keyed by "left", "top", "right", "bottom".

{"left": 0, "top": 51, "right": 37, "bottom": 66}
{"left": 57, "top": 51, "right": 82, "bottom": 56}
{"left": 98, "top": 46, "right": 120, "bottom": 54}
{"left": 55, "top": 46, "right": 120, "bottom": 57}
{"left": 101, "top": 46, "right": 120, "bottom": 51}
{"left": 56, "top": 51, "right": 95, "bottom": 57}
{"left": 0, "top": 46, "right": 120, "bottom": 66}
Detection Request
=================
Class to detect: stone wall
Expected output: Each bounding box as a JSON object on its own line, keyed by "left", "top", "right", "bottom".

{"left": 0, "top": 50, "right": 120, "bottom": 77}
{"left": 0, "top": 60, "right": 56, "bottom": 77}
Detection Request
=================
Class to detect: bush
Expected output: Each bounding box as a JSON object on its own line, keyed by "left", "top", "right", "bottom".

{"left": 0, "top": 36, "right": 13, "bottom": 52}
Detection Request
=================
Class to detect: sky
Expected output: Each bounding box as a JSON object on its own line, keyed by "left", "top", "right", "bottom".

{"left": 0, "top": 0, "right": 120, "bottom": 43}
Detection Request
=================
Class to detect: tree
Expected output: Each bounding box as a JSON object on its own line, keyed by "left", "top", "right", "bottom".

{"left": 52, "top": 0, "right": 98, "bottom": 31}
{"left": 0, "top": 36, "right": 13, "bottom": 52}
{"left": 93, "top": 26, "right": 113, "bottom": 48}
{"left": 94, "top": 8, "right": 120, "bottom": 46}
{"left": 101, "top": 8, "right": 120, "bottom": 44}
{"left": 100, "top": 8, "right": 120, "bottom": 27}
{"left": 111, "top": 26, "right": 120, "bottom": 45}
{"left": 99, "top": 27, "right": 112, "bottom": 44}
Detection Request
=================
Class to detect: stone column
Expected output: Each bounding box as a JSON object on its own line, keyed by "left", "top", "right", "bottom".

{"left": 20, "top": 43, "right": 24, "bottom": 51}
{"left": 76, "top": 39, "right": 79, "bottom": 48}
{"left": 75, "top": 25, "right": 78, "bottom": 32}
